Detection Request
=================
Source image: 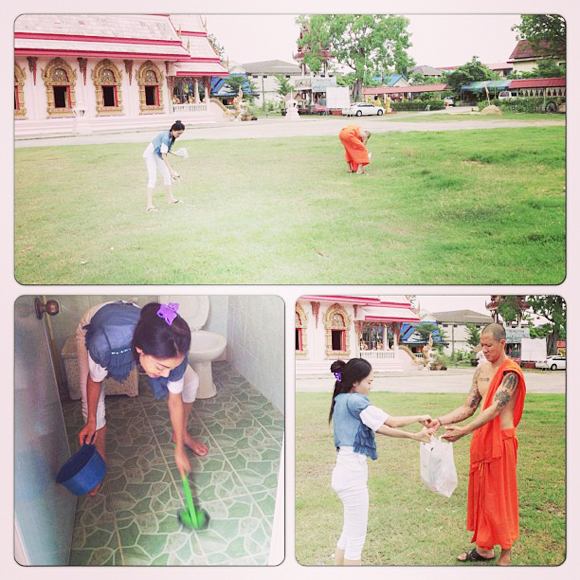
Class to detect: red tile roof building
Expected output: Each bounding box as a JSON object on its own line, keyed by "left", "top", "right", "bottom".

{"left": 14, "top": 14, "right": 228, "bottom": 138}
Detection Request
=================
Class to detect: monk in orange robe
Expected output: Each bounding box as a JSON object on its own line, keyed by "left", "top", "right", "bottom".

{"left": 338, "top": 125, "right": 371, "bottom": 174}
{"left": 431, "top": 323, "right": 526, "bottom": 566}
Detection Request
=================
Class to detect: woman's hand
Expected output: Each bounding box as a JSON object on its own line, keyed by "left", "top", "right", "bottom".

{"left": 414, "top": 426, "right": 432, "bottom": 443}
{"left": 417, "top": 415, "right": 434, "bottom": 427}
{"left": 78, "top": 420, "right": 97, "bottom": 446}
{"left": 174, "top": 445, "right": 191, "bottom": 477}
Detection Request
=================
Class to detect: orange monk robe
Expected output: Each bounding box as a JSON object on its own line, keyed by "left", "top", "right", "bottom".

{"left": 338, "top": 125, "right": 369, "bottom": 172}
{"left": 467, "top": 358, "right": 526, "bottom": 550}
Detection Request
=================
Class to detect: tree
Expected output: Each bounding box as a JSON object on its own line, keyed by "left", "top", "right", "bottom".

{"left": 466, "top": 323, "right": 481, "bottom": 350}
{"left": 275, "top": 74, "right": 293, "bottom": 99}
{"left": 445, "top": 57, "right": 498, "bottom": 96}
{"left": 296, "top": 14, "right": 413, "bottom": 100}
{"left": 526, "top": 296, "right": 566, "bottom": 355}
{"left": 512, "top": 15, "right": 566, "bottom": 59}
{"left": 224, "top": 74, "right": 256, "bottom": 98}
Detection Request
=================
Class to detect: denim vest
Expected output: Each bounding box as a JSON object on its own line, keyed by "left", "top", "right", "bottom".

{"left": 151, "top": 130, "right": 174, "bottom": 158}
{"left": 332, "top": 393, "right": 378, "bottom": 460}
{"left": 84, "top": 301, "right": 187, "bottom": 400}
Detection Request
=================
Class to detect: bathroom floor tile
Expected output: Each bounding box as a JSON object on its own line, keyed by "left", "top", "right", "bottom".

{"left": 69, "top": 518, "right": 121, "bottom": 566}
{"left": 64, "top": 362, "right": 282, "bottom": 566}
{"left": 194, "top": 494, "right": 272, "bottom": 565}
{"left": 117, "top": 510, "right": 207, "bottom": 565}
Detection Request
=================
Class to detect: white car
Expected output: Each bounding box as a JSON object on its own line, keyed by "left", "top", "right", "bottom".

{"left": 342, "top": 102, "right": 384, "bottom": 117}
{"left": 535, "top": 356, "right": 566, "bottom": 370}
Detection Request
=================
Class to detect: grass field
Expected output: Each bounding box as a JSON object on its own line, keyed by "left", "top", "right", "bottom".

{"left": 15, "top": 126, "right": 565, "bottom": 284}
{"left": 295, "top": 392, "right": 566, "bottom": 566}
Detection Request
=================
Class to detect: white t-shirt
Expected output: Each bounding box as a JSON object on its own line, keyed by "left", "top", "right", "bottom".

{"left": 359, "top": 405, "right": 390, "bottom": 431}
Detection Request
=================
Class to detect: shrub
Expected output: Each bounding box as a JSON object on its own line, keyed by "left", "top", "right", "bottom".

{"left": 392, "top": 99, "right": 446, "bottom": 111}
{"left": 478, "top": 96, "right": 565, "bottom": 113}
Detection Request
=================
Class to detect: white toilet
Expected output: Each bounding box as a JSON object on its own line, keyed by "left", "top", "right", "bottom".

{"left": 178, "top": 296, "right": 227, "bottom": 399}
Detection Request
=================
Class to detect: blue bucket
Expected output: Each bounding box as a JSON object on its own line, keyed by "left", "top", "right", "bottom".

{"left": 56, "top": 444, "right": 106, "bottom": 496}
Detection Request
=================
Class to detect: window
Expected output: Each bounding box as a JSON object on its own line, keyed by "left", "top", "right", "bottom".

{"left": 42, "top": 58, "right": 76, "bottom": 116}
{"left": 14, "top": 64, "right": 27, "bottom": 117}
{"left": 331, "top": 330, "right": 343, "bottom": 351}
{"left": 325, "top": 305, "right": 350, "bottom": 356}
{"left": 102, "top": 85, "right": 116, "bottom": 107}
{"left": 53, "top": 86, "right": 68, "bottom": 108}
{"left": 295, "top": 306, "right": 307, "bottom": 355}
{"left": 145, "top": 85, "right": 158, "bottom": 106}
{"left": 137, "top": 61, "right": 164, "bottom": 113}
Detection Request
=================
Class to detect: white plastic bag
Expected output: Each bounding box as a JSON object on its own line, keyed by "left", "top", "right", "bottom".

{"left": 174, "top": 147, "right": 189, "bottom": 159}
{"left": 420, "top": 437, "right": 458, "bottom": 498}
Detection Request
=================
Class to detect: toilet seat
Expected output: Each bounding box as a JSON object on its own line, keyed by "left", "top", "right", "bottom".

{"left": 178, "top": 296, "right": 209, "bottom": 330}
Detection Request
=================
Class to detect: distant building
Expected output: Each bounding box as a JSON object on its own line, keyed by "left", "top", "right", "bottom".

{"left": 438, "top": 62, "right": 514, "bottom": 78}
{"left": 363, "top": 83, "right": 448, "bottom": 101}
{"left": 508, "top": 39, "right": 566, "bottom": 73}
{"left": 430, "top": 310, "right": 493, "bottom": 356}
{"left": 242, "top": 59, "right": 301, "bottom": 106}
{"left": 410, "top": 65, "right": 443, "bottom": 78}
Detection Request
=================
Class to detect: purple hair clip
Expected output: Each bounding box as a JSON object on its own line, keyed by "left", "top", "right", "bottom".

{"left": 333, "top": 372, "right": 343, "bottom": 382}
{"left": 157, "top": 303, "right": 179, "bottom": 326}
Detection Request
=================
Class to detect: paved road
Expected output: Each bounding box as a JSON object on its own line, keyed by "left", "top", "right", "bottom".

{"left": 15, "top": 111, "right": 564, "bottom": 148}
{"left": 296, "top": 367, "right": 565, "bottom": 394}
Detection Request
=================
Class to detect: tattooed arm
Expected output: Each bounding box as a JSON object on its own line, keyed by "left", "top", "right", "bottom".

{"left": 435, "top": 367, "right": 484, "bottom": 428}
{"left": 442, "top": 372, "right": 519, "bottom": 442}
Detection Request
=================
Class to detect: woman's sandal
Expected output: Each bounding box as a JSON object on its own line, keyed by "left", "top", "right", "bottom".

{"left": 457, "top": 548, "right": 496, "bottom": 562}
{"left": 146, "top": 206, "right": 158, "bottom": 213}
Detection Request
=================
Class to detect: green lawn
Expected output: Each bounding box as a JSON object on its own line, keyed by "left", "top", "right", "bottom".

{"left": 296, "top": 392, "right": 565, "bottom": 566}
{"left": 15, "top": 126, "right": 565, "bottom": 284}
{"left": 390, "top": 112, "right": 563, "bottom": 123}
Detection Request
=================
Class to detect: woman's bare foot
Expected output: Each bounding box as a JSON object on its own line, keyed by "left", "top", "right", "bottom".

{"left": 172, "top": 432, "right": 208, "bottom": 456}
{"left": 498, "top": 549, "right": 512, "bottom": 566}
{"left": 146, "top": 205, "right": 158, "bottom": 212}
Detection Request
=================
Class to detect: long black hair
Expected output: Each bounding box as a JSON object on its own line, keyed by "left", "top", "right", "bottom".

{"left": 328, "top": 358, "right": 373, "bottom": 423}
{"left": 132, "top": 302, "right": 191, "bottom": 360}
{"left": 169, "top": 120, "right": 185, "bottom": 147}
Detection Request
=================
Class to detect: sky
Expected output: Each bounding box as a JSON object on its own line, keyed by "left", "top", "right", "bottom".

{"left": 414, "top": 295, "right": 490, "bottom": 316}
{"left": 206, "top": 14, "right": 521, "bottom": 68}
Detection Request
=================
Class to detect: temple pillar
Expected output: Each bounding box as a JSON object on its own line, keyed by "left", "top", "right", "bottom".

{"left": 194, "top": 78, "right": 200, "bottom": 103}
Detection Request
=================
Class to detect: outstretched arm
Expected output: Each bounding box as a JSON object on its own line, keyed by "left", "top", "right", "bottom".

{"left": 442, "top": 372, "right": 519, "bottom": 442}
{"left": 377, "top": 424, "right": 431, "bottom": 443}
{"left": 433, "top": 367, "right": 484, "bottom": 428}
{"left": 386, "top": 414, "right": 433, "bottom": 428}
{"left": 167, "top": 392, "right": 191, "bottom": 476}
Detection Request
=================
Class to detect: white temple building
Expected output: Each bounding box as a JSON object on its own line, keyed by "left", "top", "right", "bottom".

{"left": 14, "top": 14, "right": 228, "bottom": 138}
{"left": 295, "top": 296, "right": 422, "bottom": 377}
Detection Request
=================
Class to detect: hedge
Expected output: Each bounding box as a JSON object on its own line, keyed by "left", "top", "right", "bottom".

{"left": 478, "top": 96, "right": 565, "bottom": 113}
{"left": 391, "top": 99, "right": 446, "bottom": 112}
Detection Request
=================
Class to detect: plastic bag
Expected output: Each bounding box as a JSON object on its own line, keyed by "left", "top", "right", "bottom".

{"left": 174, "top": 147, "right": 189, "bottom": 159}
{"left": 420, "top": 437, "right": 458, "bottom": 498}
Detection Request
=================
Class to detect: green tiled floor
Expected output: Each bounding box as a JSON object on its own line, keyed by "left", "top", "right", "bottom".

{"left": 62, "top": 362, "right": 283, "bottom": 566}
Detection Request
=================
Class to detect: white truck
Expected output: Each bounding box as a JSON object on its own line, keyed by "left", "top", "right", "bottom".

{"left": 325, "top": 86, "right": 350, "bottom": 111}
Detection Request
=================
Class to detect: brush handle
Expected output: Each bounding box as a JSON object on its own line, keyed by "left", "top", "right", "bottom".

{"left": 181, "top": 474, "right": 199, "bottom": 526}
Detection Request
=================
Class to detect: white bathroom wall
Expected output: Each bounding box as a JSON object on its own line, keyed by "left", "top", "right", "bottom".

{"left": 227, "top": 296, "right": 284, "bottom": 413}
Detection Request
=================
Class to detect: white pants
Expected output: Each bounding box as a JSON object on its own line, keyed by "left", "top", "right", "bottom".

{"left": 76, "top": 303, "right": 198, "bottom": 429}
{"left": 331, "top": 447, "right": 369, "bottom": 561}
{"left": 143, "top": 143, "right": 171, "bottom": 188}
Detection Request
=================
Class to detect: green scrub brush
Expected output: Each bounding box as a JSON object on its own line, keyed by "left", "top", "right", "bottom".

{"left": 178, "top": 474, "right": 210, "bottom": 530}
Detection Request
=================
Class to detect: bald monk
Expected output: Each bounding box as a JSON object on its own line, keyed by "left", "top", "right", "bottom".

{"left": 338, "top": 125, "right": 371, "bottom": 174}
{"left": 430, "top": 323, "right": 526, "bottom": 566}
